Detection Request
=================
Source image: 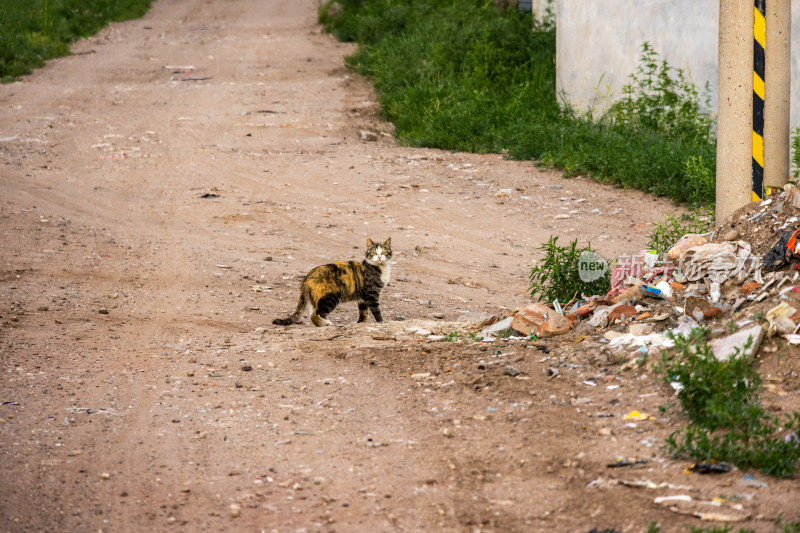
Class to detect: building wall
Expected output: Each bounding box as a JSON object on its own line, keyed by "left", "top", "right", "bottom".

{"left": 556, "top": 0, "right": 798, "bottom": 128}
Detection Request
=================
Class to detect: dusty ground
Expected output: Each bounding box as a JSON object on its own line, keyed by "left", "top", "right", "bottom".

{"left": 1, "top": 1, "right": 799, "bottom": 532}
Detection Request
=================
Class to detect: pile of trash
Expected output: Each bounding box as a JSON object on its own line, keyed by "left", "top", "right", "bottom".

{"left": 476, "top": 185, "right": 800, "bottom": 366}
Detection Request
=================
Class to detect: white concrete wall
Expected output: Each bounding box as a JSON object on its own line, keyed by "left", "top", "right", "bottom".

{"left": 556, "top": 0, "right": 798, "bottom": 128}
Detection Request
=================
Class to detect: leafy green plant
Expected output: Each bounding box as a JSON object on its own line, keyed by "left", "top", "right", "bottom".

{"left": 607, "top": 42, "right": 714, "bottom": 144}
{"left": 656, "top": 327, "right": 800, "bottom": 477}
{"left": 467, "top": 332, "right": 483, "bottom": 343}
{"left": 442, "top": 330, "right": 459, "bottom": 342}
{"left": 647, "top": 207, "right": 714, "bottom": 255}
{"left": 529, "top": 236, "right": 610, "bottom": 302}
{"left": 493, "top": 328, "right": 515, "bottom": 339}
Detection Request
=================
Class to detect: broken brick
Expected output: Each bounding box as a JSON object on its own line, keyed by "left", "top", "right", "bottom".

{"left": 608, "top": 304, "right": 636, "bottom": 322}
{"left": 741, "top": 281, "right": 760, "bottom": 295}
{"left": 510, "top": 303, "right": 571, "bottom": 337}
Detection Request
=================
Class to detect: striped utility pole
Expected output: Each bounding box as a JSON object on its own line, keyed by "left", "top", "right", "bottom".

{"left": 752, "top": 0, "right": 765, "bottom": 202}
{"left": 716, "top": 0, "right": 790, "bottom": 226}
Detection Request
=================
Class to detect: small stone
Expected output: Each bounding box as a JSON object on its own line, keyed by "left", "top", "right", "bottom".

{"left": 503, "top": 365, "right": 520, "bottom": 377}
{"left": 628, "top": 323, "right": 653, "bottom": 336}
{"left": 98, "top": 307, "right": 109, "bottom": 315}
{"left": 241, "top": 365, "right": 252, "bottom": 372}
{"left": 667, "top": 233, "right": 710, "bottom": 261}
{"left": 703, "top": 307, "right": 723, "bottom": 320}
{"left": 358, "top": 130, "right": 378, "bottom": 141}
{"left": 229, "top": 503, "right": 241, "bottom": 518}
{"left": 100, "top": 472, "right": 111, "bottom": 480}
{"left": 720, "top": 229, "right": 740, "bottom": 241}
{"left": 393, "top": 316, "right": 407, "bottom": 321}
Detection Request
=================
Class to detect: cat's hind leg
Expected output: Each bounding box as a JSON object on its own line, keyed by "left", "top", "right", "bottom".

{"left": 311, "top": 293, "right": 339, "bottom": 327}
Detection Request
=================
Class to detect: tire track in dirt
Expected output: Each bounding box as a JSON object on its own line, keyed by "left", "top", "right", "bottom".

{"left": 3, "top": 1, "right": 765, "bottom": 532}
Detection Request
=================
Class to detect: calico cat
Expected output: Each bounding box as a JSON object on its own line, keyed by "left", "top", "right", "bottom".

{"left": 273, "top": 237, "right": 392, "bottom": 327}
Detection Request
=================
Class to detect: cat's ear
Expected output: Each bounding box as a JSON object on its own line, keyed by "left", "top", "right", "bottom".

{"left": 366, "top": 238, "right": 375, "bottom": 247}
{"left": 383, "top": 237, "right": 391, "bottom": 247}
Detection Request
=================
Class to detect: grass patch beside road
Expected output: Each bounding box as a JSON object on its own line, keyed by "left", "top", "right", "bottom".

{"left": 320, "top": 0, "right": 717, "bottom": 207}
{"left": 0, "top": 0, "right": 153, "bottom": 82}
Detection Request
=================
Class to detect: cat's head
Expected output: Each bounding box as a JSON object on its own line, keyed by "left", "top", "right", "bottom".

{"left": 365, "top": 237, "right": 392, "bottom": 265}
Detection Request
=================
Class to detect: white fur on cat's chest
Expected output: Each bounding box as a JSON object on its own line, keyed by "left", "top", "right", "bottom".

{"left": 380, "top": 263, "right": 391, "bottom": 286}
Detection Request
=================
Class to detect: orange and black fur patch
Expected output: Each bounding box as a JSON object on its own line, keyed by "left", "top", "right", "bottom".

{"left": 273, "top": 238, "right": 392, "bottom": 327}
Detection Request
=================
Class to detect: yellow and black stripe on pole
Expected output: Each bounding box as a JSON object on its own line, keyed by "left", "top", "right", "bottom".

{"left": 752, "top": 0, "right": 766, "bottom": 201}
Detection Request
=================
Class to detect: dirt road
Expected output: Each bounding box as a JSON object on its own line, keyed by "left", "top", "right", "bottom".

{"left": 2, "top": 1, "right": 798, "bottom": 531}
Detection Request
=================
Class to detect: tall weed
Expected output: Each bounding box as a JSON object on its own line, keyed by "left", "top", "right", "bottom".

{"left": 529, "top": 236, "right": 609, "bottom": 302}
{"left": 656, "top": 328, "right": 800, "bottom": 478}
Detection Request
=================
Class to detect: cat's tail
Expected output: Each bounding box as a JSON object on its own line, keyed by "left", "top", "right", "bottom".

{"left": 272, "top": 289, "right": 308, "bottom": 325}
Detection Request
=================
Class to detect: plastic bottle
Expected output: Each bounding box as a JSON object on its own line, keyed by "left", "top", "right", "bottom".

{"left": 709, "top": 282, "right": 721, "bottom": 302}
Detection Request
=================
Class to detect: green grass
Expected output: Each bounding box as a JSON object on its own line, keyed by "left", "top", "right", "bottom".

{"left": 656, "top": 327, "right": 800, "bottom": 478}
{"left": 319, "top": 0, "right": 717, "bottom": 207}
{"left": 0, "top": 0, "right": 153, "bottom": 82}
